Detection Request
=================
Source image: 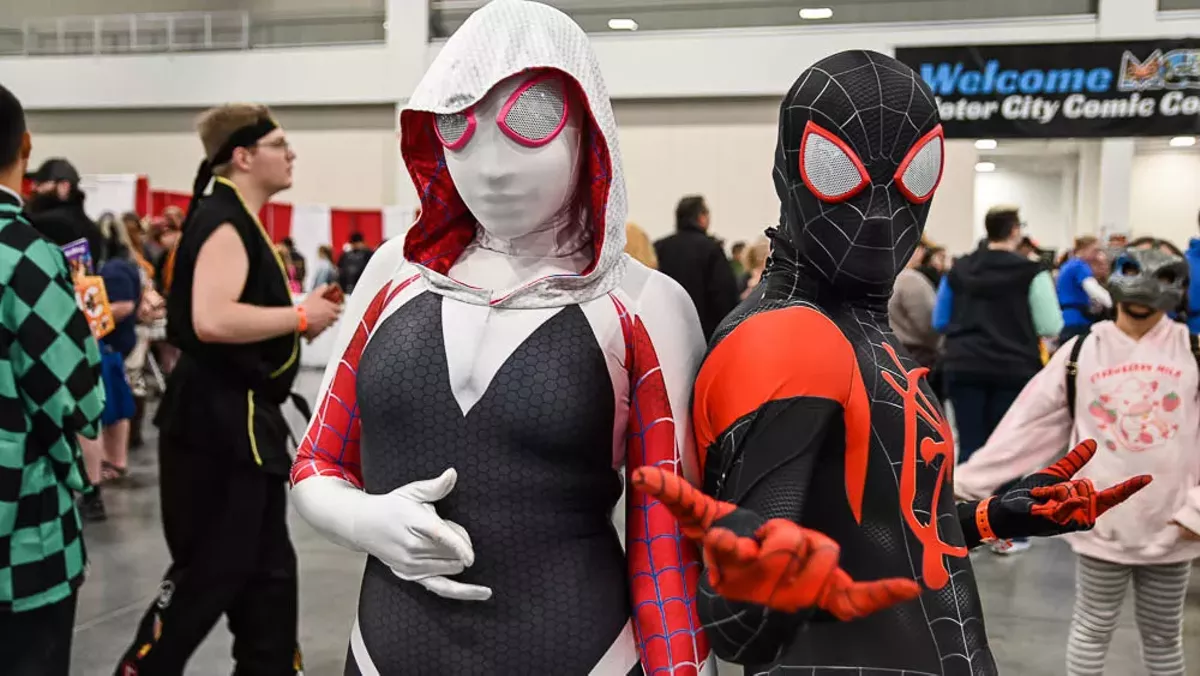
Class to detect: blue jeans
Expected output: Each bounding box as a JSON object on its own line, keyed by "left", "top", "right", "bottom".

{"left": 948, "top": 379, "right": 1024, "bottom": 465}
{"left": 949, "top": 377, "right": 1027, "bottom": 542}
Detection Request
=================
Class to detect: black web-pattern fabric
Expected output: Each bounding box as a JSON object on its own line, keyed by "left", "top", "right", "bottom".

{"left": 695, "top": 51, "right": 997, "bottom": 675}
{"left": 773, "top": 49, "right": 938, "bottom": 307}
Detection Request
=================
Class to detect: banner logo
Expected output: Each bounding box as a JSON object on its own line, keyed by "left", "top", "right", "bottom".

{"left": 1119, "top": 48, "right": 1200, "bottom": 92}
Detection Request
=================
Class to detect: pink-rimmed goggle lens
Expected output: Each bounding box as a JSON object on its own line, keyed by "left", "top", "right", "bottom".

{"left": 435, "top": 110, "right": 476, "bottom": 150}
{"left": 497, "top": 72, "right": 569, "bottom": 148}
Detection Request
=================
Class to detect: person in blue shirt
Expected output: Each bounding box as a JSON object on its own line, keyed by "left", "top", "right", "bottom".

{"left": 1057, "top": 235, "right": 1112, "bottom": 342}
{"left": 1186, "top": 212, "right": 1200, "bottom": 333}
{"left": 933, "top": 207, "right": 1064, "bottom": 554}
{"left": 97, "top": 220, "right": 143, "bottom": 486}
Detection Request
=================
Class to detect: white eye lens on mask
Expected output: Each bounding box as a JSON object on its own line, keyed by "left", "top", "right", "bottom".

{"left": 433, "top": 72, "right": 568, "bottom": 151}
{"left": 894, "top": 125, "right": 944, "bottom": 204}
{"left": 435, "top": 111, "right": 475, "bottom": 150}
{"left": 497, "top": 73, "right": 568, "bottom": 147}
{"left": 799, "top": 121, "right": 869, "bottom": 203}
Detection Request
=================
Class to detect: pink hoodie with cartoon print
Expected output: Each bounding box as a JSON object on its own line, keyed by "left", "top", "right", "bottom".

{"left": 955, "top": 316, "right": 1200, "bottom": 565}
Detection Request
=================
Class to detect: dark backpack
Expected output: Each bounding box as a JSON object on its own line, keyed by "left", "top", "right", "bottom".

{"left": 337, "top": 248, "right": 373, "bottom": 294}
{"left": 1066, "top": 331, "right": 1200, "bottom": 418}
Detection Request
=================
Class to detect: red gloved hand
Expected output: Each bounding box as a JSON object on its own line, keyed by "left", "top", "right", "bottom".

{"left": 980, "top": 439, "right": 1153, "bottom": 540}
{"left": 631, "top": 467, "right": 921, "bottom": 620}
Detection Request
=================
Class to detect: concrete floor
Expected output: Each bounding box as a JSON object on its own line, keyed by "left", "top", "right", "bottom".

{"left": 71, "top": 370, "right": 1200, "bottom": 675}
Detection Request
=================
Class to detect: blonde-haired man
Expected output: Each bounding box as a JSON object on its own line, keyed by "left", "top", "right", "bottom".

{"left": 116, "top": 104, "right": 340, "bottom": 675}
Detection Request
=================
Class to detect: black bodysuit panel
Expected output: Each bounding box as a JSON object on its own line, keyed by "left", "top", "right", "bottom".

{"left": 351, "top": 292, "right": 629, "bottom": 674}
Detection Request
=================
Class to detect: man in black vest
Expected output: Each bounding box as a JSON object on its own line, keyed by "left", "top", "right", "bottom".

{"left": 115, "top": 104, "right": 341, "bottom": 675}
{"left": 937, "top": 206, "right": 1064, "bottom": 472}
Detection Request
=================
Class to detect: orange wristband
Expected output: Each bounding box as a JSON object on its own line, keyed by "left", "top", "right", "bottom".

{"left": 295, "top": 305, "right": 309, "bottom": 333}
{"left": 976, "top": 496, "right": 997, "bottom": 542}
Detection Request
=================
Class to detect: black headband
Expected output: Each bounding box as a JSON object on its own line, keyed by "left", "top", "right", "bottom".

{"left": 182, "top": 117, "right": 279, "bottom": 229}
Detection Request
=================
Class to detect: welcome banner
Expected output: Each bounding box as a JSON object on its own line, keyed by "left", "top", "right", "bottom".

{"left": 894, "top": 39, "right": 1200, "bottom": 138}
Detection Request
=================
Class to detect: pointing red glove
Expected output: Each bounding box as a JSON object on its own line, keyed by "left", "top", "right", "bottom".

{"left": 976, "top": 439, "right": 1153, "bottom": 541}
{"left": 632, "top": 467, "right": 921, "bottom": 620}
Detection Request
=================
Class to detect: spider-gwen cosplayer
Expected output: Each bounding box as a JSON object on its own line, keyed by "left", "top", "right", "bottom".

{"left": 289, "top": 1, "right": 713, "bottom": 674}
{"left": 633, "top": 50, "right": 1151, "bottom": 675}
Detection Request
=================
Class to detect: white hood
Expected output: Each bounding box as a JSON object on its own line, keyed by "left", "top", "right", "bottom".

{"left": 399, "top": 0, "right": 628, "bottom": 309}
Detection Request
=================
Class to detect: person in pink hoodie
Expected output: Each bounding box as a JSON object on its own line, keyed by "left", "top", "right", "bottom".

{"left": 956, "top": 237, "right": 1200, "bottom": 676}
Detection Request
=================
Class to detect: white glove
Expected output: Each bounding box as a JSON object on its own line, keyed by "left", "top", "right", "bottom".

{"left": 290, "top": 468, "right": 492, "bottom": 601}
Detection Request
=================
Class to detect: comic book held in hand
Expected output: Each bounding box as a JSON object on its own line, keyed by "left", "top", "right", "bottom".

{"left": 75, "top": 276, "right": 115, "bottom": 339}
{"left": 62, "top": 237, "right": 93, "bottom": 277}
{"left": 60, "top": 239, "right": 114, "bottom": 339}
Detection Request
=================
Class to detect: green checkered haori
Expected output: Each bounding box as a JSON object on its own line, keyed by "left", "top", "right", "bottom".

{"left": 0, "top": 199, "right": 104, "bottom": 612}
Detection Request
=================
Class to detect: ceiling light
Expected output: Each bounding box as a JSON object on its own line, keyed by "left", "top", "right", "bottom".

{"left": 974, "top": 139, "right": 998, "bottom": 150}
{"left": 975, "top": 161, "right": 996, "bottom": 173}
{"left": 1169, "top": 136, "right": 1196, "bottom": 147}
{"left": 607, "top": 18, "right": 638, "bottom": 31}
{"left": 799, "top": 7, "right": 834, "bottom": 20}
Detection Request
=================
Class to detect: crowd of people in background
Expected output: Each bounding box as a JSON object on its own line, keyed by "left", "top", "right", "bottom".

{"left": 4, "top": 74, "right": 1200, "bottom": 672}
{"left": 12, "top": 153, "right": 384, "bottom": 526}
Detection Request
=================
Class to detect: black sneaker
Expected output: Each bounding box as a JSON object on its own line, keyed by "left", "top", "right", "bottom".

{"left": 79, "top": 490, "right": 107, "bottom": 523}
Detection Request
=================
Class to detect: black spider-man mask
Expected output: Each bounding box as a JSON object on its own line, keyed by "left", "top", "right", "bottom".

{"left": 772, "top": 50, "right": 944, "bottom": 304}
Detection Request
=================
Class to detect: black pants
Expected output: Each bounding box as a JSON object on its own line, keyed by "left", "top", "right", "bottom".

{"left": 115, "top": 437, "right": 300, "bottom": 676}
{"left": 947, "top": 378, "right": 1025, "bottom": 465}
{"left": 0, "top": 592, "right": 77, "bottom": 676}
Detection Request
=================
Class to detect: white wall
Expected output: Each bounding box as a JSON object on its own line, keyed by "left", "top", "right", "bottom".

{"left": 26, "top": 106, "right": 401, "bottom": 209}
{"left": 614, "top": 99, "right": 778, "bottom": 245}
{"left": 0, "top": 45, "right": 404, "bottom": 109}
{"left": 928, "top": 141, "right": 979, "bottom": 256}
{"left": 974, "top": 168, "right": 1075, "bottom": 253}
{"left": 1130, "top": 150, "right": 1200, "bottom": 250}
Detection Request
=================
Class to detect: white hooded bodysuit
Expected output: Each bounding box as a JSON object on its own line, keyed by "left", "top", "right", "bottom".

{"left": 289, "top": 1, "right": 713, "bottom": 674}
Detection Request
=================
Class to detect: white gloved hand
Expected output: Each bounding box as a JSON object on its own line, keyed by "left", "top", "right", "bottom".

{"left": 360, "top": 469, "right": 492, "bottom": 601}
{"left": 290, "top": 468, "right": 492, "bottom": 601}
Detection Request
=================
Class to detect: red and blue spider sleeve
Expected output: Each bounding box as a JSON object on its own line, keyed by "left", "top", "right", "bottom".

{"left": 290, "top": 277, "right": 414, "bottom": 487}
{"left": 614, "top": 295, "right": 710, "bottom": 676}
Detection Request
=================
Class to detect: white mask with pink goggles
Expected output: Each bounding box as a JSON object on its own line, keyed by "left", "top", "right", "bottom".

{"left": 436, "top": 70, "right": 584, "bottom": 247}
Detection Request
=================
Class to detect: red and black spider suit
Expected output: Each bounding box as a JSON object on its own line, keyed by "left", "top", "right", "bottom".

{"left": 633, "top": 49, "right": 1151, "bottom": 676}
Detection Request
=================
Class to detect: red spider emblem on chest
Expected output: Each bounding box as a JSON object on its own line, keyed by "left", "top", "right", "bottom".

{"left": 879, "top": 342, "right": 967, "bottom": 590}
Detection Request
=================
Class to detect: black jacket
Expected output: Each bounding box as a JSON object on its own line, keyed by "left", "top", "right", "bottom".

{"left": 653, "top": 225, "right": 740, "bottom": 340}
{"left": 25, "top": 192, "right": 106, "bottom": 262}
{"left": 338, "top": 247, "right": 374, "bottom": 294}
{"left": 941, "top": 246, "right": 1043, "bottom": 385}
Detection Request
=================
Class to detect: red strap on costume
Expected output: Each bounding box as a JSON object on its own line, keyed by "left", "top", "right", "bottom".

{"left": 975, "top": 496, "right": 997, "bottom": 542}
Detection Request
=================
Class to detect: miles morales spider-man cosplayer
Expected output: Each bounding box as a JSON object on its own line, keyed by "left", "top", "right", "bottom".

{"left": 289, "top": 1, "right": 713, "bottom": 673}
{"left": 633, "top": 50, "right": 1151, "bottom": 675}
